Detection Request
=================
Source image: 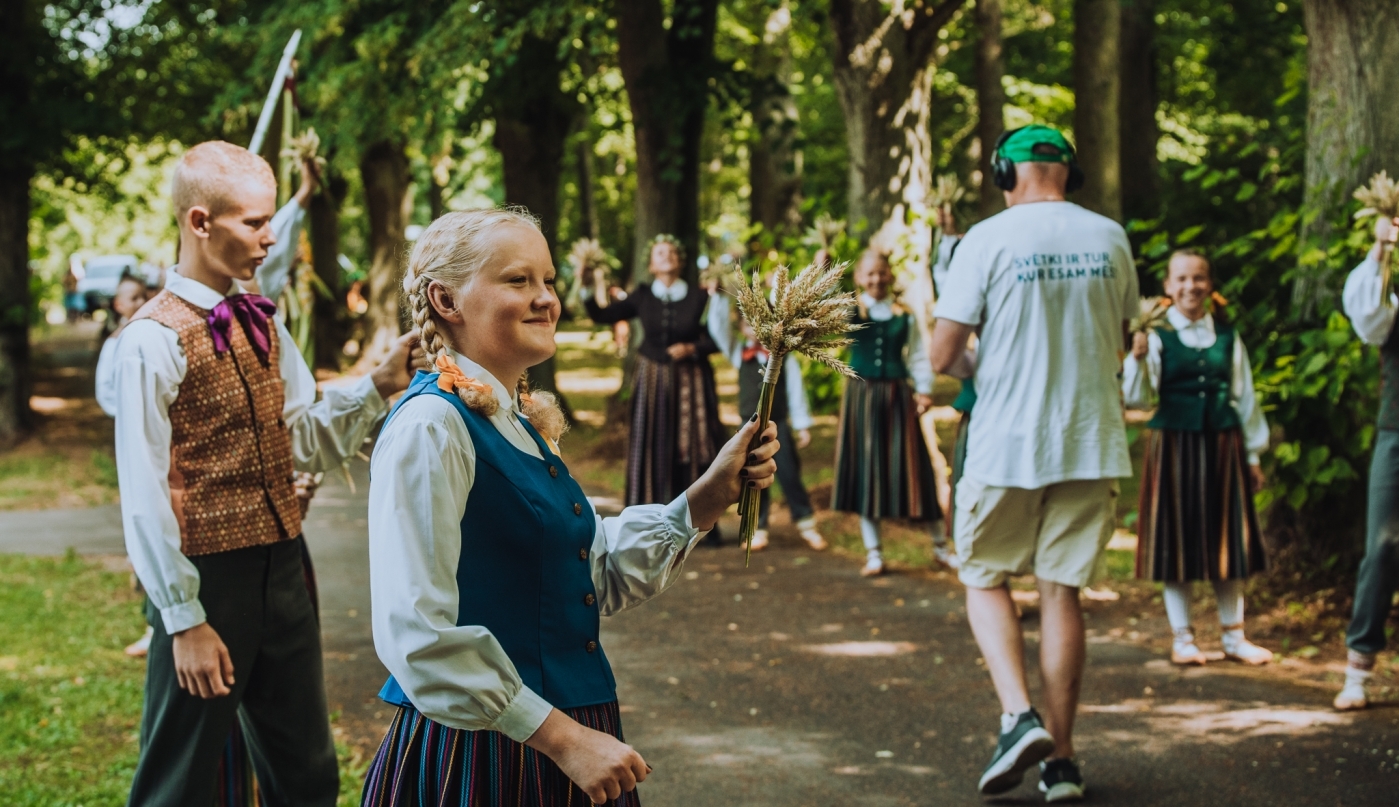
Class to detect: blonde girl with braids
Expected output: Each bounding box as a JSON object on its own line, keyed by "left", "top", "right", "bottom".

{"left": 363, "top": 208, "right": 781, "bottom": 807}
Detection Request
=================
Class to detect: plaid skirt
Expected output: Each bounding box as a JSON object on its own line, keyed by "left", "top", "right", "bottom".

{"left": 1136, "top": 428, "right": 1267, "bottom": 582}
{"left": 361, "top": 701, "right": 640, "bottom": 807}
{"left": 831, "top": 378, "right": 941, "bottom": 521}
{"left": 626, "top": 354, "right": 727, "bottom": 506}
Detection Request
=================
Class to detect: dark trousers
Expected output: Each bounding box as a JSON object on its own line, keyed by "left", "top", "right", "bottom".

{"left": 1347, "top": 429, "right": 1399, "bottom": 655}
{"left": 128, "top": 537, "right": 338, "bottom": 807}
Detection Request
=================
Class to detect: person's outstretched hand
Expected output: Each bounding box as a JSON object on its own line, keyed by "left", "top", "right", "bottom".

{"left": 686, "top": 416, "right": 780, "bottom": 530}
{"left": 1131, "top": 331, "right": 1149, "bottom": 360}
{"left": 370, "top": 330, "right": 427, "bottom": 399}
{"left": 526, "top": 709, "right": 650, "bottom": 804}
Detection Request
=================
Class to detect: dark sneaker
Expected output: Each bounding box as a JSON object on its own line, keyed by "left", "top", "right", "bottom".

{"left": 1038, "top": 757, "right": 1085, "bottom": 802}
{"left": 978, "top": 708, "right": 1055, "bottom": 795}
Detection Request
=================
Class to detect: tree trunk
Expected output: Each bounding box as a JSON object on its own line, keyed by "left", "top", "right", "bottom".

{"left": 974, "top": 0, "right": 1006, "bottom": 220}
{"left": 358, "top": 141, "right": 412, "bottom": 366}
{"left": 1118, "top": 0, "right": 1159, "bottom": 223}
{"left": 1072, "top": 0, "right": 1122, "bottom": 220}
{"left": 748, "top": 8, "right": 803, "bottom": 235}
{"left": 310, "top": 172, "right": 347, "bottom": 370}
{"left": 1295, "top": 0, "right": 1399, "bottom": 313}
{"left": 829, "top": 0, "right": 963, "bottom": 236}
{"left": 615, "top": 0, "right": 719, "bottom": 283}
{"left": 576, "top": 137, "right": 598, "bottom": 240}
{"left": 0, "top": 164, "right": 32, "bottom": 446}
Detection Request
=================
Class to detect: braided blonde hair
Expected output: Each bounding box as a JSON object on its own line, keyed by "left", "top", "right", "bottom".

{"left": 402, "top": 207, "right": 568, "bottom": 443}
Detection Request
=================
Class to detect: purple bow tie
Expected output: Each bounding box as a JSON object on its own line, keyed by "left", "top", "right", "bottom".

{"left": 207, "top": 294, "right": 279, "bottom": 366}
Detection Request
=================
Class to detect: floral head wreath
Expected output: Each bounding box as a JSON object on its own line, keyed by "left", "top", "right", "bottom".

{"left": 648, "top": 233, "right": 687, "bottom": 265}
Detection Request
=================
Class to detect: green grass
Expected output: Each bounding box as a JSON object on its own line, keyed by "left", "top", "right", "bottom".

{"left": 0, "top": 449, "right": 120, "bottom": 511}
{"left": 0, "top": 553, "right": 376, "bottom": 805}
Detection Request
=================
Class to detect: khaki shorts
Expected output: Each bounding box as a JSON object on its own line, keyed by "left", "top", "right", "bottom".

{"left": 954, "top": 477, "right": 1119, "bottom": 589}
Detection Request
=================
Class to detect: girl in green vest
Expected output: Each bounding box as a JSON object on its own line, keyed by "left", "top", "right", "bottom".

{"left": 831, "top": 249, "right": 943, "bottom": 576}
{"left": 1123, "top": 249, "right": 1272, "bottom": 666}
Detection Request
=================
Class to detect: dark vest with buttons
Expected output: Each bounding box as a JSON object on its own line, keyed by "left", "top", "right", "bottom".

{"left": 377, "top": 372, "right": 616, "bottom": 712}
{"left": 1379, "top": 323, "right": 1399, "bottom": 431}
{"left": 848, "top": 309, "right": 911, "bottom": 380}
{"left": 1146, "top": 322, "right": 1241, "bottom": 432}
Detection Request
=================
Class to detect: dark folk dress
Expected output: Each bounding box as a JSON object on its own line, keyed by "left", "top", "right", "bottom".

{"left": 1136, "top": 323, "right": 1266, "bottom": 582}
{"left": 831, "top": 309, "right": 941, "bottom": 521}
{"left": 586, "top": 285, "right": 728, "bottom": 506}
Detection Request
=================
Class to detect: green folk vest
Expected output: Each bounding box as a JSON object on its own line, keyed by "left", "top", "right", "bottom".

{"left": 1146, "top": 322, "right": 1241, "bottom": 433}
{"left": 1380, "top": 322, "right": 1399, "bottom": 431}
{"left": 848, "top": 310, "right": 912, "bottom": 381}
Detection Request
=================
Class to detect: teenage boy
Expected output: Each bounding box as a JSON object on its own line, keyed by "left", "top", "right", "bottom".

{"left": 113, "top": 140, "right": 420, "bottom": 806}
{"left": 930, "top": 125, "right": 1137, "bottom": 802}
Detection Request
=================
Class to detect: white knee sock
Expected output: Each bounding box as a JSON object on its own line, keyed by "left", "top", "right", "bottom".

{"left": 1213, "top": 579, "right": 1244, "bottom": 627}
{"left": 1162, "top": 582, "right": 1193, "bottom": 630}
{"left": 860, "top": 516, "right": 881, "bottom": 557}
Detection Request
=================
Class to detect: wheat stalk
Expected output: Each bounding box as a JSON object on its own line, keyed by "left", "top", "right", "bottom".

{"left": 930, "top": 173, "right": 966, "bottom": 210}
{"left": 803, "top": 213, "right": 848, "bottom": 251}
{"left": 1354, "top": 171, "right": 1399, "bottom": 221}
{"left": 281, "top": 127, "right": 328, "bottom": 175}
{"left": 1130, "top": 296, "right": 1173, "bottom": 334}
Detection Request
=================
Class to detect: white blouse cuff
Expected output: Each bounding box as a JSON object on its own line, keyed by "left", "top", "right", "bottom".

{"left": 668, "top": 492, "right": 703, "bottom": 547}
{"left": 489, "top": 685, "right": 554, "bottom": 744}
{"left": 159, "top": 599, "right": 208, "bottom": 635}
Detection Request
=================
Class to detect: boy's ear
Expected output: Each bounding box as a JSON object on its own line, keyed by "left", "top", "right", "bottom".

{"left": 184, "top": 206, "right": 213, "bottom": 239}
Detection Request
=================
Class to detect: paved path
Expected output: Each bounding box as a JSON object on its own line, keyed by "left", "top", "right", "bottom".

{"left": 6, "top": 468, "right": 1395, "bottom": 804}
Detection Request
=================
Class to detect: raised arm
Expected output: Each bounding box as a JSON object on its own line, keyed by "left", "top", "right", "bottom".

{"left": 583, "top": 286, "right": 641, "bottom": 324}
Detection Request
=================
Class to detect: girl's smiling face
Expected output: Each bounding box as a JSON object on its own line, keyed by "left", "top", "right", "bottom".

{"left": 649, "top": 241, "right": 681, "bottom": 282}
{"left": 451, "top": 224, "right": 561, "bottom": 376}
{"left": 855, "top": 253, "right": 894, "bottom": 300}
{"left": 1163, "top": 253, "right": 1212, "bottom": 321}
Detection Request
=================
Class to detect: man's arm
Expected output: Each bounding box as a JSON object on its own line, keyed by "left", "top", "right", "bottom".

{"left": 929, "top": 319, "right": 977, "bottom": 378}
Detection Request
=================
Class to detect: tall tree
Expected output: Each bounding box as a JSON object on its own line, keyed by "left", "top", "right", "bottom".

{"left": 1118, "top": 0, "right": 1159, "bottom": 223}
{"left": 1295, "top": 0, "right": 1399, "bottom": 311}
{"left": 746, "top": 4, "right": 804, "bottom": 235}
{"left": 359, "top": 141, "right": 413, "bottom": 361}
{"left": 1072, "top": 0, "right": 1122, "bottom": 220}
{"left": 828, "top": 0, "right": 963, "bottom": 234}
{"left": 615, "top": 0, "right": 721, "bottom": 281}
{"left": 973, "top": 0, "right": 1006, "bottom": 219}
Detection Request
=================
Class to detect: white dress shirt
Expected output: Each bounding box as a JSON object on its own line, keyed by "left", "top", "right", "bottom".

{"left": 1342, "top": 253, "right": 1396, "bottom": 346}
{"left": 368, "top": 352, "right": 705, "bottom": 742}
{"left": 858, "top": 293, "right": 935, "bottom": 395}
{"left": 1121, "top": 307, "right": 1269, "bottom": 464}
{"left": 95, "top": 199, "right": 308, "bottom": 417}
{"left": 704, "top": 292, "right": 814, "bottom": 430}
{"left": 651, "top": 277, "right": 688, "bottom": 302}
{"left": 113, "top": 271, "right": 387, "bottom": 635}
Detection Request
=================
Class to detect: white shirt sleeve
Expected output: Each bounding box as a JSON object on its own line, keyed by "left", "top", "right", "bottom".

{"left": 1342, "top": 254, "right": 1397, "bottom": 346}
{"left": 1121, "top": 331, "right": 1162, "bottom": 410}
{"left": 254, "top": 200, "right": 308, "bottom": 302}
{"left": 368, "top": 395, "right": 554, "bottom": 742}
{"left": 905, "top": 315, "right": 935, "bottom": 395}
{"left": 706, "top": 292, "right": 740, "bottom": 368}
{"left": 112, "top": 320, "right": 207, "bottom": 635}
{"left": 277, "top": 316, "right": 387, "bottom": 472}
{"left": 933, "top": 230, "right": 986, "bottom": 327}
{"left": 1232, "top": 333, "right": 1269, "bottom": 464}
{"left": 931, "top": 234, "right": 961, "bottom": 296}
{"left": 591, "top": 494, "right": 703, "bottom": 616}
{"left": 95, "top": 337, "right": 119, "bottom": 417}
{"left": 783, "top": 353, "right": 813, "bottom": 431}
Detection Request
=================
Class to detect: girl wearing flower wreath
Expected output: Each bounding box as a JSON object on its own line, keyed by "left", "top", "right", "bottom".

{"left": 584, "top": 235, "right": 729, "bottom": 530}
{"left": 362, "top": 208, "right": 780, "bottom": 806}
{"left": 1123, "top": 249, "right": 1273, "bottom": 667}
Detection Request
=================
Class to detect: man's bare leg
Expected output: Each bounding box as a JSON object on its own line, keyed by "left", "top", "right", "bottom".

{"left": 1037, "top": 579, "right": 1085, "bottom": 759}
{"left": 965, "top": 584, "right": 1031, "bottom": 713}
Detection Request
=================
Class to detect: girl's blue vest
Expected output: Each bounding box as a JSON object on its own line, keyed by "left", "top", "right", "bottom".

{"left": 377, "top": 372, "right": 617, "bottom": 712}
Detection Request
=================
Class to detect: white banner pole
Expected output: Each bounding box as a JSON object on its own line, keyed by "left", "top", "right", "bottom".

{"left": 248, "top": 29, "right": 303, "bottom": 155}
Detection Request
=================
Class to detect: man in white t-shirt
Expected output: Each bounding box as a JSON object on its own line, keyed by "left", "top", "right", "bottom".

{"left": 930, "top": 125, "right": 1137, "bottom": 802}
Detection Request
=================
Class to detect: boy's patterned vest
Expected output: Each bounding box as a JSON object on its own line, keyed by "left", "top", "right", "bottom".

{"left": 135, "top": 290, "right": 302, "bottom": 556}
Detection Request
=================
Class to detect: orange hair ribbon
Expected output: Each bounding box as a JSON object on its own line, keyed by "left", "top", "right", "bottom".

{"left": 435, "top": 354, "right": 495, "bottom": 398}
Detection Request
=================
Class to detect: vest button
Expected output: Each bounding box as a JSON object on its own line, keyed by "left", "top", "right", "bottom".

{"left": 584, "top": 593, "right": 596, "bottom": 606}
{"left": 573, "top": 502, "right": 583, "bottom": 516}
{"left": 1198, "top": 375, "right": 1206, "bottom": 382}
{"left": 549, "top": 465, "right": 558, "bottom": 478}
{"left": 1199, "top": 391, "right": 1207, "bottom": 398}
{"left": 578, "top": 547, "right": 588, "bottom": 560}
{"left": 586, "top": 641, "right": 598, "bottom": 653}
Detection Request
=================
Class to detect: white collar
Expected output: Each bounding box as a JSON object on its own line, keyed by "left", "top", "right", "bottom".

{"left": 165, "top": 268, "right": 247, "bottom": 310}
{"left": 651, "top": 278, "right": 689, "bottom": 302}
{"left": 1166, "top": 306, "right": 1214, "bottom": 333}
{"left": 453, "top": 351, "right": 520, "bottom": 415}
{"left": 859, "top": 292, "right": 894, "bottom": 312}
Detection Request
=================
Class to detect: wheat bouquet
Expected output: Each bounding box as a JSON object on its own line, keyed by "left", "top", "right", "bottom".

{"left": 1354, "top": 171, "right": 1399, "bottom": 305}
{"left": 730, "top": 261, "right": 861, "bottom": 565}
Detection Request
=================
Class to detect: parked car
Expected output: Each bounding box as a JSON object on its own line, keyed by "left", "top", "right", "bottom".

{"left": 76, "top": 255, "right": 139, "bottom": 311}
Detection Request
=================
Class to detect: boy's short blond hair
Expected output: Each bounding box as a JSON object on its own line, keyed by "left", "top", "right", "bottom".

{"left": 171, "top": 141, "right": 276, "bottom": 219}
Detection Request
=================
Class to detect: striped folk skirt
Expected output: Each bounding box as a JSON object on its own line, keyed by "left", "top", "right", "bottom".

{"left": 361, "top": 701, "right": 640, "bottom": 807}
{"left": 831, "top": 378, "right": 941, "bottom": 521}
{"left": 626, "top": 354, "right": 728, "bottom": 506}
{"left": 1136, "top": 428, "right": 1267, "bottom": 582}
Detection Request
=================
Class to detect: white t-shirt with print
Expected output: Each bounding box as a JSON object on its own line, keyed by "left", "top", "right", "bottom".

{"left": 936, "top": 201, "right": 1137, "bottom": 489}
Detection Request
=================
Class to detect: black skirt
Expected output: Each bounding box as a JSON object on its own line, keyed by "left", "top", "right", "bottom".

{"left": 625, "top": 354, "right": 728, "bottom": 506}
{"left": 831, "top": 378, "right": 940, "bottom": 521}
{"left": 1136, "top": 428, "right": 1267, "bottom": 582}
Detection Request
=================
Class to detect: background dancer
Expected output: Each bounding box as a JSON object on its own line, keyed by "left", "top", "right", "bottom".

{"left": 112, "top": 141, "right": 419, "bottom": 807}
{"left": 364, "top": 208, "right": 781, "bottom": 806}
{"left": 1337, "top": 212, "right": 1399, "bottom": 710}
{"left": 1124, "top": 249, "right": 1272, "bottom": 667}
{"left": 584, "top": 235, "right": 729, "bottom": 541}
{"left": 707, "top": 273, "right": 827, "bottom": 551}
{"left": 931, "top": 208, "right": 966, "bottom": 569}
{"left": 931, "top": 124, "right": 1136, "bottom": 801}
{"left": 831, "top": 249, "right": 941, "bottom": 576}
